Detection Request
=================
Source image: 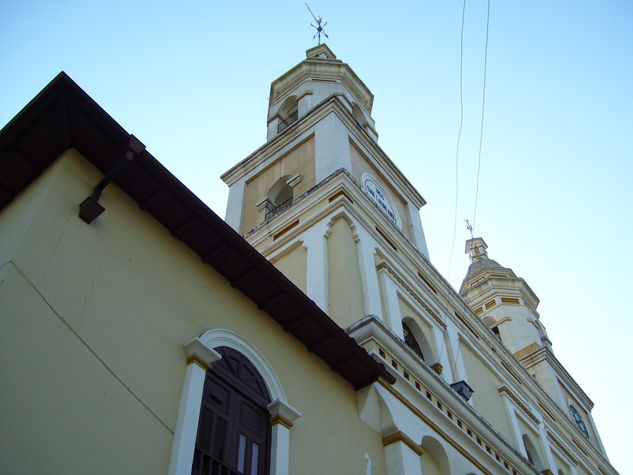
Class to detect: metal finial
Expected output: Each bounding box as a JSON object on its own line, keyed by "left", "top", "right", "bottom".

{"left": 465, "top": 219, "right": 474, "bottom": 238}
{"left": 305, "top": 3, "right": 329, "bottom": 44}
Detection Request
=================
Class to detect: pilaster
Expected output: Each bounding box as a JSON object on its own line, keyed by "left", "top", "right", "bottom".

{"left": 168, "top": 339, "right": 222, "bottom": 475}
{"left": 379, "top": 268, "right": 403, "bottom": 337}
{"left": 267, "top": 400, "right": 301, "bottom": 475}
{"left": 383, "top": 435, "right": 423, "bottom": 475}
{"left": 302, "top": 221, "right": 329, "bottom": 312}
{"left": 406, "top": 201, "right": 428, "bottom": 258}
{"left": 445, "top": 324, "right": 467, "bottom": 383}
{"left": 500, "top": 392, "right": 526, "bottom": 457}
{"left": 225, "top": 179, "right": 246, "bottom": 232}
{"left": 431, "top": 325, "right": 451, "bottom": 380}
{"left": 537, "top": 418, "right": 557, "bottom": 474}
{"left": 314, "top": 113, "right": 352, "bottom": 183}
{"left": 356, "top": 226, "right": 383, "bottom": 320}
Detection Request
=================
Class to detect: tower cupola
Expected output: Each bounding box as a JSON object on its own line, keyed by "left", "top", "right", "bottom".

{"left": 266, "top": 44, "right": 378, "bottom": 141}
{"left": 460, "top": 237, "right": 544, "bottom": 356}
{"left": 459, "top": 238, "right": 595, "bottom": 415}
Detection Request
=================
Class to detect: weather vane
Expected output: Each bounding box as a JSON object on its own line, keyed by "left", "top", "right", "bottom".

{"left": 465, "top": 219, "right": 474, "bottom": 238}
{"left": 305, "top": 3, "right": 328, "bottom": 44}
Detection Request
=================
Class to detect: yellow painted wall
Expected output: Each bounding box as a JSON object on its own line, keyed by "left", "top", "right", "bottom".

{"left": 0, "top": 150, "right": 385, "bottom": 475}
{"left": 242, "top": 136, "right": 315, "bottom": 233}
{"left": 349, "top": 139, "right": 412, "bottom": 239}
{"left": 461, "top": 345, "right": 513, "bottom": 442}
{"left": 327, "top": 217, "right": 365, "bottom": 328}
{"left": 270, "top": 242, "right": 307, "bottom": 292}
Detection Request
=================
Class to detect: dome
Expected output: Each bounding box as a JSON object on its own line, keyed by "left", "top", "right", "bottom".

{"left": 464, "top": 256, "right": 502, "bottom": 280}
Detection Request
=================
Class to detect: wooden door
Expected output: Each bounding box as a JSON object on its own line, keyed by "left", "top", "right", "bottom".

{"left": 192, "top": 347, "right": 271, "bottom": 475}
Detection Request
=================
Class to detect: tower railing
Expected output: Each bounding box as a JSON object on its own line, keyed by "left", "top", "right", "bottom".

{"left": 277, "top": 110, "right": 298, "bottom": 133}
{"left": 265, "top": 197, "right": 293, "bottom": 220}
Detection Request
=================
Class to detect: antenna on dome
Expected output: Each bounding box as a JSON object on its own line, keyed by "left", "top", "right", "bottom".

{"left": 305, "top": 3, "right": 329, "bottom": 44}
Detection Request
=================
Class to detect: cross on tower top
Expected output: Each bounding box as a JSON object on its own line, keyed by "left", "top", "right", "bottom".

{"left": 305, "top": 3, "right": 329, "bottom": 44}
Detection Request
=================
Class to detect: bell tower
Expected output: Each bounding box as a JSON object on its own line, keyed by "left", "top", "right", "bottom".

{"left": 221, "top": 45, "right": 434, "bottom": 334}
{"left": 460, "top": 237, "right": 605, "bottom": 449}
{"left": 460, "top": 237, "right": 546, "bottom": 356}
{"left": 220, "top": 47, "right": 613, "bottom": 470}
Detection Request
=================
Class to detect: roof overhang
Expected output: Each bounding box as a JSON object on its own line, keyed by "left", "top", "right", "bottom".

{"left": 0, "top": 72, "right": 394, "bottom": 390}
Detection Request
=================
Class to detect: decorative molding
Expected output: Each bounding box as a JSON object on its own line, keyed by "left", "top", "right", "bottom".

{"left": 328, "top": 189, "right": 353, "bottom": 203}
{"left": 513, "top": 342, "right": 540, "bottom": 360}
{"left": 378, "top": 380, "right": 515, "bottom": 475}
{"left": 382, "top": 431, "right": 424, "bottom": 456}
{"left": 270, "top": 416, "right": 293, "bottom": 430}
{"left": 431, "top": 362, "right": 443, "bottom": 375}
{"left": 267, "top": 240, "right": 305, "bottom": 265}
{"left": 498, "top": 385, "right": 540, "bottom": 426}
{"left": 376, "top": 262, "right": 445, "bottom": 330}
{"left": 453, "top": 311, "right": 480, "bottom": 340}
{"left": 351, "top": 317, "right": 529, "bottom": 475}
{"left": 273, "top": 220, "right": 299, "bottom": 241}
{"left": 296, "top": 89, "right": 314, "bottom": 102}
{"left": 183, "top": 337, "right": 222, "bottom": 370}
{"left": 324, "top": 210, "right": 360, "bottom": 243}
{"left": 257, "top": 197, "right": 275, "bottom": 212}
{"left": 197, "top": 328, "right": 288, "bottom": 403}
{"left": 286, "top": 173, "right": 302, "bottom": 188}
{"left": 546, "top": 430, "right": 579, "bottom": 465}
{"left": 268, "top": 399, "right": 301, "bottom": 429}
{"left": 527, "top": 318, "right": 542, "bottom": 331}
{"left": 495, "top": 316, "right": 512, "bottom": 326}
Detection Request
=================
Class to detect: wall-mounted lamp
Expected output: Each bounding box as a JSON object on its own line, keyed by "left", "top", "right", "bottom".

{"left": 450, "top": 380, "right": 474, "bottom": 402}
{"left": 79, "top": 135, "right": 145, "bottom": 224}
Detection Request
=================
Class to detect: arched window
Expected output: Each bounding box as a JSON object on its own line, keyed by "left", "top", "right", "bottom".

{"left": 265, "top": 176, "right": 294, "bottom": 219}
{"left": 402, "top": 322, "right": 425, "bottom": 360}
{"left": 522, "top": 434, "right": 544, "bottom": 471}
{"left": 351, "top": 103, "right": 366, "bottom": 126}
{"left": 402, "top": 318, "right": 435, "bottom": 364}
{"left": 277, "top": 96, "right": 298, "bottom": 133}
{"left": 420, "top": 436, "right": 451, "bottom": 474}
{"left": 192, "top": 347, "right": 271, "bottom": 475}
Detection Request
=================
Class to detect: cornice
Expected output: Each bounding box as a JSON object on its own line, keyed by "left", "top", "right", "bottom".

{"left": 355, "top": 316, "right": 616, "bottom": 474}
{"left": 221, "top": 94, "right": 426, "bottom": 211}
{"left": 462, "top": 275, "right": 540, "bottom": 312}
{"left": 376, "top": 261, "right": 446, "bottom": 330}
{"left": 351, "top": 317, "right": 534, "bottom": 474}
{"left": 519, "top": 346, "right": 593, "bottom": 410}
{"left": 498, "top": 385, "right": 540, "bottom": 426}
{"left": 269, "top": 58, "right": 374, "bottom": 112}
{"left": 547, "top": 430, "right": 579, "bottom": 465}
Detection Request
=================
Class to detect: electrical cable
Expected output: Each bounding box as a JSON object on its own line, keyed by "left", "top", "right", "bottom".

{"left": 448, "top": 0, "right": 468, "bottom": 284}
{"left": 472, "top": 0, "right": 491, "bottom": 233}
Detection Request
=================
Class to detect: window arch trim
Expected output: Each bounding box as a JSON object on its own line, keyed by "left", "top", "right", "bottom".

{"left": 168, "top": 329, "right": 301, "bottom": 475}
{"left": 198, "top": 329, "right": 287, "bottom": 404}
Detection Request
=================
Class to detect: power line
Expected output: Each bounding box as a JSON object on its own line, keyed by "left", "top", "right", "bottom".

{"left": 472, "top": 0, "right": 491, "bottom": 233}
{"left": 448, "top": 0, "right": 468, "bottom": 284}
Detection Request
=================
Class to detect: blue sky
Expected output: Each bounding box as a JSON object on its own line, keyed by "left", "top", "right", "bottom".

{"left": 2, "top": 1, "right": 631, "bottom": 471}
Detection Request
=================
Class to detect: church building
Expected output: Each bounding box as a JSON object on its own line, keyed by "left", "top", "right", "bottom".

{"left": 0, "top": 45, "right": 617, "bottom": 474}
